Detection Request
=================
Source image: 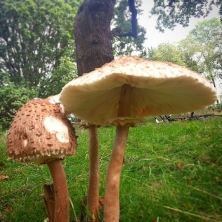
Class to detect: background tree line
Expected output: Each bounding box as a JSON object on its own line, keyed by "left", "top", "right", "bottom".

{"left": 0, "top": 0, "right": 221, "bottom": 130}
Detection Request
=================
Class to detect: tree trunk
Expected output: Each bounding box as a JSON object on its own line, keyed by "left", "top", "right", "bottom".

{"left": 74, "top": 0, "right": 116, "bottom": 77}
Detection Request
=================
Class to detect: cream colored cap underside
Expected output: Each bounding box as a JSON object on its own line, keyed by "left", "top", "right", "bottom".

{"left": 59, "top": 56, "right": 217, "bottom": 126}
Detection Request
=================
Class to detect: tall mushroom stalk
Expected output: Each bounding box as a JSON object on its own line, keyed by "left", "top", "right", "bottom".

{"left": 6, "top": 98, "right": 77, "bottom": 222}
{"left": 104, "top": 84, "right": 131, "bottom": 221}
{"left": 87, "top": 124, "right": 100, "bottom": 221}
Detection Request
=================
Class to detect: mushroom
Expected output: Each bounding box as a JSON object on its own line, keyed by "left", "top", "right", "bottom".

{"left": 6, "top": 97, "right": 77, "bottom": 222}
{"left": 58, "top": 56, "right": 217, "bottom": 221}
{"left": 80, "top": 120, "right": 100, "bottom": 222}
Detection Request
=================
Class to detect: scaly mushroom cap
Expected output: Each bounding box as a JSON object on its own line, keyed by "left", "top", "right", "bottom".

{"left": 59, "top": 56, "right": 217, "bottom": 126}
{"left": 7, "top": 98, "right": 77, "bottom": 164}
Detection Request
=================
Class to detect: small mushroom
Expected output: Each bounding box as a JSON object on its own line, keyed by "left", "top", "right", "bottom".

{"left": 6, "top": 98, "right": 77, "bottom": 222}
{"left": 58, "top": 56, "right": 217, "bottom": 221}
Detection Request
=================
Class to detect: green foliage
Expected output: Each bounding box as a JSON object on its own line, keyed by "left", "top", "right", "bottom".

{"left": 178, "top": 51, "right": 200, "bottom": 73}
{"left": 145, "top": 43, "right": 186, "bottom": 66}
{"left": 112, "top": 0, "right": 146, "bottom": 56}
{"left": 179, "top": 18, "right": 222, "bottom": 88}
{"left": 39, "top": 54, "right": 78, "bottom": 97}
{"left": 150, "top": 0, "right": 222, "bottom": 32}
{"left": 0, "top": 0, "right": 79, "bottom": 129}
{"left": 143, "top": 43, "right": 200, "bottom": 73}
{"left": 0, "top": 0, "right": 79, "bottom": 87}
{"left": 0, "top": 75, "right": 38, "bottom": 130}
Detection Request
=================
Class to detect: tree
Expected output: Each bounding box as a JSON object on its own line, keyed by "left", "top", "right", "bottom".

{"left": 145, "top": 43, "right": 186, "bottom": 66}
{"left": 0, "top": 0, "right": 79, "bottom": 129}
{"left": 143, "top": 43, "right": 200, "bottom": 72}
{"left": 0, "top": 0, "right": 78, "bottom": 89}
{"left": 150, "top": 0, "right": 222, "bottom": 32}
{"left": 179, "top": 18, "right": 222, "bottom": 93}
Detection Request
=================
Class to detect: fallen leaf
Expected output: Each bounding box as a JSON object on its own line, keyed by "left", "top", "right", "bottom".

{"left": 176, "top": 162, "right": 184, "bottom": 170}
{"left": 154, "top": 183, "right": 162, "bottom": 187}
{"left": 5, "top": 207, "right": 13, "bottom": 212}
{"left": 0, "top": 175, "right": 9, "bottom": 180}
{"left": 216, "top": 177, "right": 222, "bottom": 181}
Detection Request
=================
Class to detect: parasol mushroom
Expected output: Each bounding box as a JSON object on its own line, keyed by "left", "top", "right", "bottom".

{"left": 6, "top": 97, "right": 77, "bottom": 222}
{"left": 58, "top": 56, "right": 217, "bottom": 221}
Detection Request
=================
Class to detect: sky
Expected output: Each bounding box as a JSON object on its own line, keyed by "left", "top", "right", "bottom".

{"left": 138, "top": 1, "right": 220, "bottom": 48}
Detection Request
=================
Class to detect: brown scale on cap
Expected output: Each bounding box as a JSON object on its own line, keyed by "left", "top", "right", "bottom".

{"left": 7, "top": 98, "right": 77, "bottom": 164}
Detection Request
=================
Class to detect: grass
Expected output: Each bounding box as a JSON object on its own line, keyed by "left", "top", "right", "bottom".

{"left": 0, "top": 116, "right": 222, "bottom": 221}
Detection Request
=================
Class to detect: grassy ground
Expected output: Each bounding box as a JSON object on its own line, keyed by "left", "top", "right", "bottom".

{"left": 0, "top": 116, "right": 222, "bottom": 221}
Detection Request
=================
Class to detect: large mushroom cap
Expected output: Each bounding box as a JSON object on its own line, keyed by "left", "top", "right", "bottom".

{"left": 7, "top": 98, "right": 77, "bottom": 164}
{"left": 59, "top": 56, "right": 217, "bottom": 126}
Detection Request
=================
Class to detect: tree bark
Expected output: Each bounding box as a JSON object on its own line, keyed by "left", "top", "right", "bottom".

{"left": 74, "top": 0, "right": 116, "bottom": 77}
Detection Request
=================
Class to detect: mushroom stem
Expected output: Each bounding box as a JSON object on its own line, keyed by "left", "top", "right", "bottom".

{"left": 47, "top": 159, "right": 69, "bottom": 222}
{"left": 87, "top": 125, "right": 100, "bottom": 221}
{"left": 104, "top": 84, "right": 132, "bottom": 222}
{"left": 104, "top": 125, "right": 129, "bottom": 222}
